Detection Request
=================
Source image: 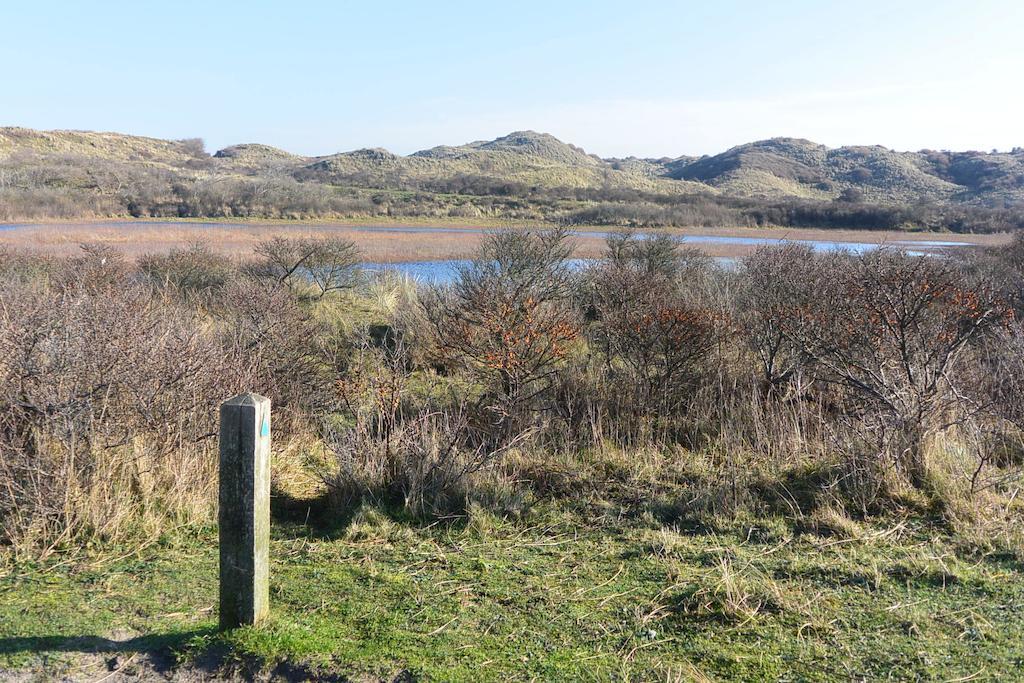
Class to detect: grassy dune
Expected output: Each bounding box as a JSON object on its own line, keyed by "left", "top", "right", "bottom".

{"left": 2, "top": 127, "right": 1023, "bottom": 232}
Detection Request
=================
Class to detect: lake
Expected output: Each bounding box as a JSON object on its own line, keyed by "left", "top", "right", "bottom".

{"left": 0, "top": 221, "right": 979, "bottom": 286}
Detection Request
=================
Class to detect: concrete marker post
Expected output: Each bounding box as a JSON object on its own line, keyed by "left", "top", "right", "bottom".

{"left": 218, "top": 392, "right": 271, "bottom": 630}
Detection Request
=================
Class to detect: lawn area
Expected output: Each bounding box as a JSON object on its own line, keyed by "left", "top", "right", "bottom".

{"left": 2, "top": 500, "right": 1022, "bottom": 681}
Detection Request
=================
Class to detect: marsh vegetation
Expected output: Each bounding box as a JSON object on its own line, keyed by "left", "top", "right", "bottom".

{"left": 2, "top": 231, "right": 1024, "bottom": 678}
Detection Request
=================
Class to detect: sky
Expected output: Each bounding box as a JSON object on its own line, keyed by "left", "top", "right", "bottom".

{"left": 2, "top": 0, "right": 1022, "bottom": 158}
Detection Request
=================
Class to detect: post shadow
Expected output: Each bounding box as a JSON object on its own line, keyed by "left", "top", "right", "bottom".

{"left": 0, "top": 628, "right": 219, "bottom": 675}
{"left": 0, "top": 630, "right": 357, "bottom": 681}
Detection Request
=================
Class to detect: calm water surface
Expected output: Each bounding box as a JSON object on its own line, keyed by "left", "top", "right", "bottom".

{"left": 362, "top": 258, "right": 601, "bottom": 285}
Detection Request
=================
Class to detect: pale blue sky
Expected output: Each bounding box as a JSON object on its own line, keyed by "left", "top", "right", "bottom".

{"left": 2, "top": 0, "right": 1022, "bottom": 157}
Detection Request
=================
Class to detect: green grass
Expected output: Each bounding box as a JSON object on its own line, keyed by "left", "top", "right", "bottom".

{"left": 2, "top": 500, "right": 1023, "bottom": 681}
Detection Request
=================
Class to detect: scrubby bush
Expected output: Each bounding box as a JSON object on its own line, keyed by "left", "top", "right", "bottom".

{"left": 138, "top": 241, "right": 235, "bottom": 298}
{"left": 3, "top": 233, "right": 1024, "bottom": 559}
{"left": 778, "top": 248, "right": 1010, "bottom": 487}
{"left": 218, "top": 276, "right": 339, "bottom": 416}
{"left": 425, "top": 229, "right": 579, "bottom": 442}
{"left": 585, "top": 233, "right": 725, "bottom": 440}
{"left": 253, "top": 235, "right": 361, "bottom": 298}
{"left": 735, "top": 243, "right": 820, "bottom": 396}
{"left": 0, "top": 279, "right": 231, "bottom": 552}
{"left": 0, "top": 241, "right": 357, "bottom": 555}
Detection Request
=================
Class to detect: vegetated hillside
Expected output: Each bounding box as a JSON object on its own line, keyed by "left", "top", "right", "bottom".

{"left": 1, "top": 126, "right": 1022, "bottom": 228}
{"left": 0, "top": 126, "right": 204, "bottom": 166}
{"left": 664, "top": 137, "right": 991, "bottom": 205}
{"left": 213, "top": 142, "right": 304, "bottom": 171}
{"left": 919, "top": 148, "right": 1024, "bottom": 205}
{"left": 302, "top": 130, "right": 700, "bottom": 194}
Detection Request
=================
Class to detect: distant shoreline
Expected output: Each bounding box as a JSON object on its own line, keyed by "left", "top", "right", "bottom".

{"left": 0, "top": 218, "right": 1007, "bottom": 262}
{"left": 0, "top": 214, "right": 1013, "bottom": 240}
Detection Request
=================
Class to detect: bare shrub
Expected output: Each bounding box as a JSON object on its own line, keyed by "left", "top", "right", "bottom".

{"left": 585, "top": 233, "right": 725, "bottom": 440}
{"left": 426, "top": 229, "right": 579, "bottom": 441}
{"left": 979, "top": 321, "right": 1024, "bottom": 434}
{"left": 306, "top": 238, "right": 362, "bottom": 298}
{"left": 252, "top": 236, "right": 361, "bottom": 298}
{"left": 960, "top": 321, "right": 1024, "bottom": 505}
{"left": 138, "top": 241, "right": 236, "bottom": 298}
{"left": 780, "top": 249, "right": 1011, "bottom": 488}
{"left": 218, "top": 277, "right": 338, "bottom": 417}
{"left": 0, "top": 281, "right": 229, "bottom": 553}
{"left": 0, "top": 257, "right": 342, "bottom": 554}
{"left": 0, "top": 247, "right": 58, "bottom": 288}
{"left": 55, "top": 243, "right": 131, "bottom": 294}
{"left": 736, "top": 243, "right": 820, "bottom": 396}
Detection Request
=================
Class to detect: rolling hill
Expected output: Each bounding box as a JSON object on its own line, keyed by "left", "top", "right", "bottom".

{"left": 662, "top": 138, "right": 985, "bottom": 205}
{"left": 300, "top": 131, "right": 704, "bottom": 194}
{"left": 0, "top": 127, "right": 1021, "bottom": 226}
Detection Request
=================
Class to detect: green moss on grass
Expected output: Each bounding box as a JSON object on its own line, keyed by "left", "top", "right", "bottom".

{"left": 2, "top": 503, "right": 1023, "bottom": 680}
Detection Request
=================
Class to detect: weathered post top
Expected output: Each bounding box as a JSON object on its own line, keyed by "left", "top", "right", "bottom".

{"left": 219, "top": 392, "right": 271, "bottom": 630}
